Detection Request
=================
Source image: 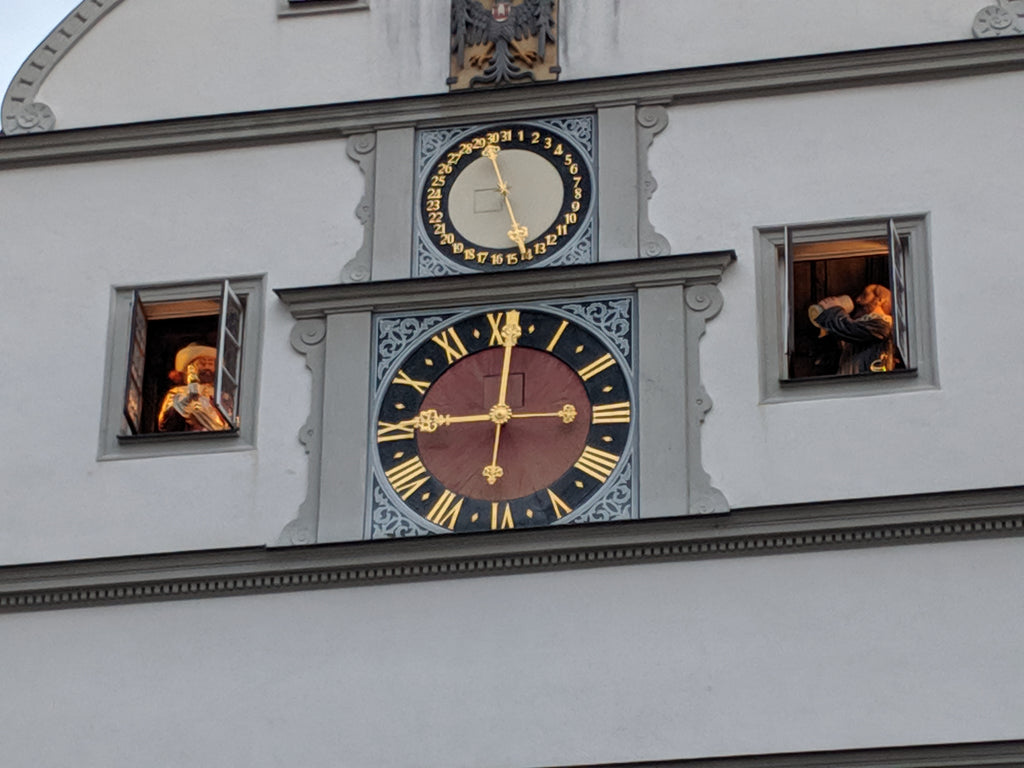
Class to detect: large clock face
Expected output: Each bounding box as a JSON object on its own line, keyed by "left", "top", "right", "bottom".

{"left": 415, "top": 118, "right": 596, "bottom": 276}
{"left": 372, "top": 301, "right": 633, "bottom": 534}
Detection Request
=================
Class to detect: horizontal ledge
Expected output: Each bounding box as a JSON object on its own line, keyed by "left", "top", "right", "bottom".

{"left": 275, "top": 251, "right": 736, "bottom": 316}
{"left": 1, "top": 484, "right": 1023, "bottom": 613}
{"left": 565, "top": 739, "right": 1024, "bottom": 768}
{"left": 2, "top": 37, "right": 1023, "bottom": 167}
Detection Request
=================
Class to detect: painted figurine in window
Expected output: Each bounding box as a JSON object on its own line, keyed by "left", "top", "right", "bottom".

{"left": 811, "top": 284, "right": 894, "bottom": 375}
{"left": 157, "top": 343, "right": 232, "bottom": 432}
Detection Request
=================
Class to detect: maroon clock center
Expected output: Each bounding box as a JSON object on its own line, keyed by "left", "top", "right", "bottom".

{"left": 417, "top": 347, "right": 592, "bottom": 500}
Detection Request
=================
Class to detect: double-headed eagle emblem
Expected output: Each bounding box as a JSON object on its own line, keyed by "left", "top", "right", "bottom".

{"left": 449, "top": 0, "right": 559, "bottom": 89}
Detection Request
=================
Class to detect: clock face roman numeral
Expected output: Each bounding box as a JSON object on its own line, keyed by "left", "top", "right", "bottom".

{"left": 546, "top": 488, "right": 573, "bottom": 519}
{"left": 491, "top": 502, "right": 515, "bottom": 529}
{"left": 545, "top": 319, "right": 568, "bottom": 352}
{"left": 426, "top": 490, "right": 464, "bottom": 530}
{"left": 385, "top": 456, "right": 430, "bottom": 500}
{"left": 574, "top": 445, "right": 621, "bottom": 483}
{"left": 486, "top": 312, "right": 508, "bottom": 346}
{"left": 377, "top": 421, "right": 416, "bottom": 443}
{"left": 591, "top": 402, "right": 631, "bottom": 424}
{"left": 392, "top": 369, "right": 430, "bottom": 394}
{"left": 431, "top": 327, "right": 469, "bottom": 363}
{"left": 577, "top": 353, "right": 616, "bottom": 381}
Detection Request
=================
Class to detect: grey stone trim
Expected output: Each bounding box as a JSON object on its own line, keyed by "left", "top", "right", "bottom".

{"left": 277, "top": 0, "right": 369, "bottom": 17}
{"left": 3, "top": 483, "right": 1024, "bottom": 613}
{"left": 3, "top": 37, "right": 1024, "bottom": 162}
{"left": 1, "top": 0, "right": 126, "bottom": 136}
{"left": 553, "top": 739, "right": 1024, "bottom": 767}
{"left": 340, "top": 132, "right": 375, "bottom": 283}
{"left": 636, "top": 105, "right": 671, "bottom": 258}
{"left": 275, "top": 319, "right": 327, "bottom": 545}
{"left": 278, "top": 251, "right": 733, "bottom": 317}
{"left": 276, "top": 252, "right": 732, "bottom": 543}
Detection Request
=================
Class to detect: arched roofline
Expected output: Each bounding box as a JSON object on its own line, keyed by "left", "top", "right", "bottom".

{"left": 1, "top": 0, "right": 126, "bottom": 136}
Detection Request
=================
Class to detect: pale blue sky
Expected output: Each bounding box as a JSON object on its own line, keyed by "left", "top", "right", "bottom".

{"left": 1, "top": 0, "right": 83, "bottom": 95}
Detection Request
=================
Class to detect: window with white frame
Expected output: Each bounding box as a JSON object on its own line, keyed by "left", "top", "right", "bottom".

{"left": 756, "top": 216, "right": 936, "bottom": 401}
{"left": 99, "top": 276, "right": 264, "bottom": 459}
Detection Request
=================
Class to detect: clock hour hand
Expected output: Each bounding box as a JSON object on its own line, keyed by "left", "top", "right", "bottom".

{"left": 481, "top": 144, "right": 528, "bottom": 255}
{"left": 511, "top": 404, "right": 578, "bottom": 424}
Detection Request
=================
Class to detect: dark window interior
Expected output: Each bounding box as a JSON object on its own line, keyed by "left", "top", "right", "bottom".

{"left": 786, "top": 237, "right": 905, "bottom": 380}
{"left": 138, "top": 314, "right": 219, "bottom": 434}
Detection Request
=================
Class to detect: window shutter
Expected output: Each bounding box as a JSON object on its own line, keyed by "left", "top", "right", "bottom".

{"left": 122, "top": 292, "right": 147, "bottom": 434}
{"left": 215, "top": 280, "right": 243, "bottom": 429}
{"left": 783, "top": 225, "right": 796, "bottom": 378}
{"left": 887, "top": 219, "right": 911, "bottom": 369}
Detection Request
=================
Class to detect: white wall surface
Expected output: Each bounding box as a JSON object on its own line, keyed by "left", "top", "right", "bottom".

{"left": 2, "top": 537, "right": 1023, "bottom": 767}
{"left": 0, "top": 139, "right": 364, "bottom": 564}
{"left": 22, "top": 0, "right": 981, "bottom": 130}
{"left": 660, "top": 70, "right": 1024, "bottom": 508}
{"left": 2, "top": 68, "right": 1022, "bottom": 563}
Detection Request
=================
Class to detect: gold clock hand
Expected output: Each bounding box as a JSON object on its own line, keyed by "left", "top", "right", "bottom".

{"left": 511, "top": 404, "right": 578, "bottom": 424}
{"left": 483, "top": 310, "right": 521, "bottom": 484}
{"left": 481, "top": 144, "right": 528, "bottom": 255}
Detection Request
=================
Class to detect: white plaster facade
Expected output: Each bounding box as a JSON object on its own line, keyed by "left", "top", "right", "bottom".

{"left": 2, "top": 1, "right": 1023, "bottom": 766}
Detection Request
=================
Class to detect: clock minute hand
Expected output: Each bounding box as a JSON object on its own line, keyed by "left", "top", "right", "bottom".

{"left": 483, "top": 310, "right": 522, "bottom": 485}
{"left": 481, "top": 144, "right": 528, "bottom": 255}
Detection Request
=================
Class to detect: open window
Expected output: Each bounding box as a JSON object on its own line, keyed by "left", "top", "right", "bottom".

{"left": 123, "top": 282, "right": 242, "bottom": 436}
{"left": 99, "top": 276, "right": 263, "bottom": 459}
{"left": 783, "top": 219, "right": 910, "bottom": 380}
{"left": 757, "top": 216, "right": 936, "bottom": 402}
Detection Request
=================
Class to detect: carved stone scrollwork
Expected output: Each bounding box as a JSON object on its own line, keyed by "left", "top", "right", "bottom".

{"left": 636, "top": 105, "right": 672, "bottom": 258}
{"left": 685, "top": 283, "right": 725, "bottom": 321}
{"left": 276, "top": 319, "right": 328, "bottom": 546}
{"left": 973, "top": 1, "right": 1024, "bottom": 36}
{"left": 2, "top": 0, "right": 129, "bottom": 136}
{"left": 683, "top": 282, "right": 729, "bottom": 516}
{"left": 341, "top": 132, "right": 377, "bottom": 283}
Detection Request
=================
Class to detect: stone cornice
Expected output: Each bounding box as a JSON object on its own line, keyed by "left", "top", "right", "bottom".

{"left": 2, "top": 484, "right": 1023, "bottom": 613}
{"left": 275, "top": 252, "right": 736, "bottom": 316}
{"left": 561, "top": 739, "right": 1024, "bottom": 768}
{"left": 1, "top": 37, "right": 1023, "bottom": 168}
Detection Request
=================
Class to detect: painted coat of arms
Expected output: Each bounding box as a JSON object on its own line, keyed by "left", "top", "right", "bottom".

{"left": 449, "top": 0, "right": 560, "bottom": 90}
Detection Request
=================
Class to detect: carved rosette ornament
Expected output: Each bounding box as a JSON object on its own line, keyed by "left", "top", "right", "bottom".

{"left": 973, "top": 0, "right": 1024, "bottom": 36}
{"left": 449, "top": 0, "right": 560, "bottom": 90}
{"left": 8, "top": 103, "right": 56, "bottom": 134}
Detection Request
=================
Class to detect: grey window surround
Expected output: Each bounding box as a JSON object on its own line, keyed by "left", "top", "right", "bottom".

{"left": 756, "top": 214, "right": 938, "bottom": 403}
{"left": 97, "top": 275, "right": 265, "bottom": 460}
{"left": 276, "top": 0, "right": 368, "bottom": 17}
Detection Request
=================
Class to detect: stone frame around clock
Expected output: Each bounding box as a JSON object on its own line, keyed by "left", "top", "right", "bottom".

{"left": 275, "top": 252, "right": 734, "bottom": 546}
{"left": 340, "top": 104, "right": 669, "bottom": 284}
